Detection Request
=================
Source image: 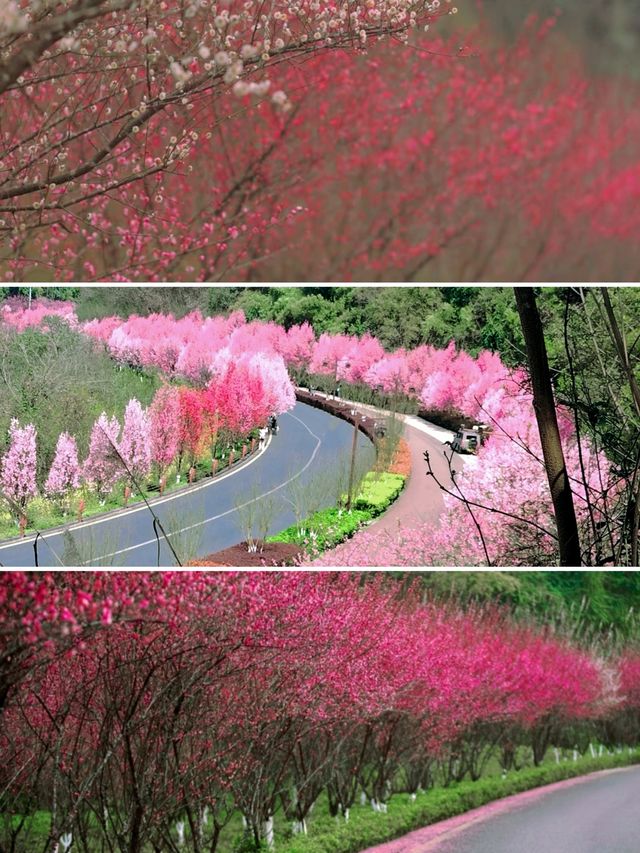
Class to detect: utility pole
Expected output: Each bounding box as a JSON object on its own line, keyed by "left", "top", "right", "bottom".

{"left": 346, "top": 411, "right": 360, "bottom": 511}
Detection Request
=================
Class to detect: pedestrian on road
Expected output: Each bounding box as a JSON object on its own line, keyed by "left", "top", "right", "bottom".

{"left": 259, "top": 426, "right": 268, "bottom": 448}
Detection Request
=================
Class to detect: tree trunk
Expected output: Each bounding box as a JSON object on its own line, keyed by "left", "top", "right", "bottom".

{"left": 514, "top": 287, "right": 582, "bottom": 566}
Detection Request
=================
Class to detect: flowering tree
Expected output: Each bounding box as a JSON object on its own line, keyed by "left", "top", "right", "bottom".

{"left": 0, "top": 0, "right": 452, "bottom": 281}
{"left": 44, "top": 431, "right": 80, "bottom": 499}
{"left": 178, "top": 386, "right": 207, "bottom": 469}
{"left": 148, "top": 383, "right": 181, "bottom": 474}
{"left": 0, "top": 418, "right": 37, "bottom": 514}
{"left": 119, "top": 398, "right": 152, "bottom": 483}
{"left": 82, "top": 412, "right": 122, "bottom": 498}
{"left": 246, "top": 24, "right": 640, "bottom": 282}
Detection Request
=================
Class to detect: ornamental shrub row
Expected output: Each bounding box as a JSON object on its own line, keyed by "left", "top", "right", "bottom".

{"left": 278, "top": 750, "right": 640, "bottom": 853}
{"left": 268, "top": 507, "right": 373, "bottom": 553}
{"left": 268, "top": 473, "right": 407, "bottom": 555}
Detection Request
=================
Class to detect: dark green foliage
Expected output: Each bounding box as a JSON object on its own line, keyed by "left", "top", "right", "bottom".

{"left": 75, "top": 287, "right": 210, "bottom": 320}
{"left": 3, "top": 286, "right": 80, "bottom": 302}
{"left": 417, "top": 571, "right": 640, "bottom": 640}
{"left": 207, "top": 286, "right": 529, "bottom": 357}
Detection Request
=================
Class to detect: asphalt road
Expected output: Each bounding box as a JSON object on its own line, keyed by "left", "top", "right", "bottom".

{"left": 0, "top": 401, "right": 377, "bottom": 567}
{"left": 393, "top": 766, "right": 640, "bottom": 853}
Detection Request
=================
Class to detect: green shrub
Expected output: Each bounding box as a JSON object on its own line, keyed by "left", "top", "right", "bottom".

{"left": 267, "top": 470, "right": 406, "bottom": 556}
{"left": 350, "top": 472, "right": 406, "bottom": 516}
{"left": 268, "top": 507, "right": 373, "bottom": 552}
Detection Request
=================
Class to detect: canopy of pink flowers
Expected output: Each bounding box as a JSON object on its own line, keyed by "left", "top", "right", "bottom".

{"left": 0, "top": 299, "right": 616, "bottom": 565}
{"left": 1, "top": 571, "right": 636, "bottom": 850}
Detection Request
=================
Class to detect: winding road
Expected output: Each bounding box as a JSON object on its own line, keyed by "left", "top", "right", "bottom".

{"left": 0, "top": 398, "right": 461, "bottom": 568}
{"left": 0, "top": 401, "right": 371, "bottom": 567}
{"left": 362, "top": 765, "right": 640, "bottom": 853}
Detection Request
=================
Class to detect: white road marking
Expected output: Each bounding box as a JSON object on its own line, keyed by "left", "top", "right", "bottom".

{"left": 81, "top": 410, "right": 323, "bottom": 564}
{"left": 0, "top": 432, "right": 273, "bottom": 553}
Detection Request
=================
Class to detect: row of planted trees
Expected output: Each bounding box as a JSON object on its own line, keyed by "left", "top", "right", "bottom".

{"left": 2, "top": 572, "right": 640, "bottom": 853}
{"left": 1, "top": 297, "right": 519, "bottom": 419}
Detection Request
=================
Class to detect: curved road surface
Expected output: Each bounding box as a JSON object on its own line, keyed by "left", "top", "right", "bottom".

{"left": 362, "top": 766, "right": 640, "bottom": 853}
{"left": 0, "top": 399, "right": 458, "bottom": 568}
{"left": 0, "top": 401, "right": 377, "bottom": 567}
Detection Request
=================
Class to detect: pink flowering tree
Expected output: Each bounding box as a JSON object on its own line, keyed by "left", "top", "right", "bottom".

{"left": 281, "top": 322, "right": 316, "bottom": 380}
{"left": 148, "top": 384, "right": 181, "bottom": 476}
{"left": 0, "top": 297, "right": 78, "bottom": 330}
{"left": 0, "top": 418, "right": 37, "bottom": 516}
{"left": 82, "top": 413, "right": 122, "bottom": 500}
{"left": 44, "top": 432, "right": 80, "bottom": 508}
{"left": 119, "top": 399, "right": 152, "bottom": 484}
{"left": 0, "top": 0, "right": 451, "bottom": 281}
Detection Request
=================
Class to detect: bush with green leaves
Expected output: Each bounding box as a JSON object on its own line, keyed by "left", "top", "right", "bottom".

{"left": 350, "top": 473, "right": 406, "bottom": 516}
{"left": 268, "top": 507, "right": 373, "bottom": 553}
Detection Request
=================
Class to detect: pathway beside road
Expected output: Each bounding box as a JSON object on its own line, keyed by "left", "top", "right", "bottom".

{"left": 309, "top": 394, "right": 471, "bottom": 564}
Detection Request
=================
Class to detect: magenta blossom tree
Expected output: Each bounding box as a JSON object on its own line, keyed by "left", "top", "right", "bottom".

{"left": 1, "top": 419, "right": 37, "bottom": 515}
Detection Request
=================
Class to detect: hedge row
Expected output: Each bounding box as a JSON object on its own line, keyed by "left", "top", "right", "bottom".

{"left": 268, "top": 471, "right": 407, "bottom": 554}
{"left": 267, "top": 507, "right": 373, "bottom": 553}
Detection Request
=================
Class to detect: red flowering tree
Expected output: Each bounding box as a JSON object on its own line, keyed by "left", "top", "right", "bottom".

{"left": 178, "top": 386, "right": 206, "bottom": 470}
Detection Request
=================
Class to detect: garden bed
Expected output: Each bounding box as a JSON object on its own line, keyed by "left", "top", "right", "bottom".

{"left": 190, "top": 541, "right": 304, "bottom": 566}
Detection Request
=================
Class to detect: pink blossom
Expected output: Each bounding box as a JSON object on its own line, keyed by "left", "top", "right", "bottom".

{"left": 45, "top": 433, "right": 80, "bottom": 497}
{"left": 83, "top": 413, "right": 122, "bottom": 498}
{"left": 1, "top": 419, "right": 37, "bottom": 511}
{"left": 119, "top": 399, "right": 152, "bottom": 482}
